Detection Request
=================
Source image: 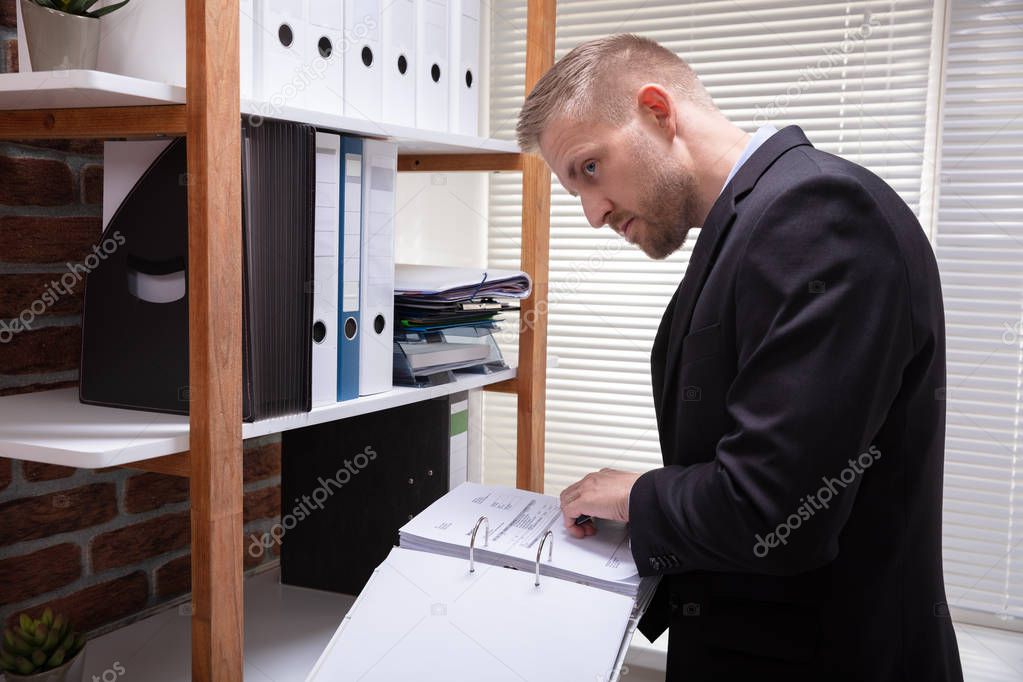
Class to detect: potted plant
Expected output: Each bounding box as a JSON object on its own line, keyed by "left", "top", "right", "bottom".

{"left": 0, "top": 608, "right": 86, "bottom": 682}
{"left": 19, "top": 0, "right": 131, "bottom": 71}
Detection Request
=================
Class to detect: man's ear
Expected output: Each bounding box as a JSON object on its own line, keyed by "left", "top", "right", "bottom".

{"left": 636, "top": 84, "right": 676, "bottom": 141}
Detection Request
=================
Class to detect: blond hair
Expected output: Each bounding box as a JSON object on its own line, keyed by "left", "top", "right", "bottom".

{"left": 516, "top": 34, "right": 714, "bottom": 152}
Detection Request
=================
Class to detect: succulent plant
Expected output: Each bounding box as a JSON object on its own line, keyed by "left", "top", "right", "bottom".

{"left": 28, "top": 0, "right": 131, "bottom": 19}
{"left": 0, "top": 608, "right": 86, "bottom": 676}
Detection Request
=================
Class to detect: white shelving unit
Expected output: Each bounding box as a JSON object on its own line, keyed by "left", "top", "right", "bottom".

{"left": 0, "top": 368, "right": 515, "bottom": 468}
{"left": 0, "top": 68, "right": 521, "bottom": 471}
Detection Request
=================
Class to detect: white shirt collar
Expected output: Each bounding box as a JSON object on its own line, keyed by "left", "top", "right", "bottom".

{"left": 719, "top": 125, "right": 779, "bottom": 196}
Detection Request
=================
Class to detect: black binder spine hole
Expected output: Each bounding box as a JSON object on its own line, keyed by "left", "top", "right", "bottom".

{"left": 431, "top": 63, "right": 441, "bottom": 83}
{"left": 345, "top": 316, "right": 358, "bottom": 340}
{"left": 313, "top": 320, "right": 327, "bottom": 344}
{"left": 374, "top": 314, "right": 385, "bottom": 334}
{"left": 465, "top": 69, "right": 473, "bottom": 89}
{"left": 361, "top": 46, "right": 374, "bottom": 67}
{"left": 397, "top": 54, "right": 408, "bottom": 75}
{"left": 318, "top": 36, "right": 333, "bottom": 59}
{"left": 278, "top": 23, "right": 294, "bottom": 48}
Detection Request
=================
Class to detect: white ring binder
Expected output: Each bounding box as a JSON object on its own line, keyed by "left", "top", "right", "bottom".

{"left": 469, "top": 515, "right": 489, "bottom": 573}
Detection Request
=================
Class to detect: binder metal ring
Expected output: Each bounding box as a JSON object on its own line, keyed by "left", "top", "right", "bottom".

{"left": 469, "top": 516, "right": 489, "bottom": 573}
{"left": 534, "top": 530, "right": 554, "bottom": 587}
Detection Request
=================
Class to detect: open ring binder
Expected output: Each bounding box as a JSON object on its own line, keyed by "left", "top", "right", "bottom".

{"left": 469, "top": 515, "right": 489, "bottom": 573}
{"left": 307, "top": 484, "right": 661, "bottom": 682}
{"left": 534, "top": 530, "right": 553, "bottom": 587}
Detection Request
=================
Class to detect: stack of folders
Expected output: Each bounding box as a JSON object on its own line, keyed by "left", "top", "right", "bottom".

{"left": 306, "top": 482, "right": 660, "bottom": 682}
{"left": 80, "top": 122, "right": 399, "bottom": 421}
{"left": 392, "top": 264, "right": 532, "bottom": 385}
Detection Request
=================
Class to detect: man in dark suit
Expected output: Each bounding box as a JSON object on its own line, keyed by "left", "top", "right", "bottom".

{"left": 516, "top": 34, "right": 964, "bottom": 680}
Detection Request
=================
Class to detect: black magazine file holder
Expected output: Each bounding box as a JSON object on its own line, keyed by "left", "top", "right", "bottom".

{"left": 80, "top": 122, "right": 315, "bottom": 421}
{"left": 79, "top": 139, "right": 191, "bottom": 415}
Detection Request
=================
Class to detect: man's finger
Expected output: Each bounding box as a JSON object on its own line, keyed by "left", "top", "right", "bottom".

{"left": 563, "top": 509, "right": 576, "bottom": 528}
{"left": 560, "top": 485, "right": 580, "bottom": 507}
{"left": 562, "top": 503, "right": 587, "bottom": 526}
{"left": 561, "top": 491, "right": 582, "bottom": 520}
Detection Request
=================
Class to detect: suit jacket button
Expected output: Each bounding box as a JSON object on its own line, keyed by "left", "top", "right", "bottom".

{"left": 649, "top": 557, "right": 662, "bottom": 570}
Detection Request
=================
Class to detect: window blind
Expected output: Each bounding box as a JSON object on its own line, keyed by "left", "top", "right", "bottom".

{"left": 934, "top": 0, "right": 1023, "bottom": 627}
{"left": 484, "top": 0, "right": 937, "bottom": 495}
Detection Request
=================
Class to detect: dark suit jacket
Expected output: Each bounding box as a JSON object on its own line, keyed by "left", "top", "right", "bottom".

{"left": 628, "top": 125, "right": 964, "bottom": 681}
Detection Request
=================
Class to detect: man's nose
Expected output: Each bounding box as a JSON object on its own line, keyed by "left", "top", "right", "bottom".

{"left": 580, "top": 194, "right": 612, "bottom": 229}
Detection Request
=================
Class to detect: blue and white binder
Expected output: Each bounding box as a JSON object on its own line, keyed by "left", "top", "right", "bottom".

{"left": 382, "top": 0, "right": 417, "bottom": 127}
{"left": 338, "top": 137, "right": 364, "bottom": 401}
{"left": 415, "top": 0, "right": 450, "bottom": 131}
{"left": 313, "top": 132, "right": 342, "bottom": 408}
{"left": 358, "top": 139, "right": 398, "bottom": 396}
{"left": 449, "top": 0, "right": 480, "bottom": 135}
{"left": 344, "top": 0, "right": 384, "bottom": 120}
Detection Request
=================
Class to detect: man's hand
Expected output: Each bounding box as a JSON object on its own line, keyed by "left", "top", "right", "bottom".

{"left": 559, "top": 468, "right": 643, "bottom": 539}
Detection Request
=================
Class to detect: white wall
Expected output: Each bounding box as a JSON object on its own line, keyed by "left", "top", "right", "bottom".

{"left": 394, "top": 173, "right": 489, "bottom": 268}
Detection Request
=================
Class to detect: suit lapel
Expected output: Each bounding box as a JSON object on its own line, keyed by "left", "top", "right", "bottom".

{"left": 657, "top": 190, "right": 738, "bottom": 400}
{"left": 652, "top": 125, "right": 816, "bottom": 426}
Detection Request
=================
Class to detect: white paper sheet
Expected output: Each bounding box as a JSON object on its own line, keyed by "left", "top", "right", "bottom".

{"left": 395, "top": 264, "right": 533, "bottom": 299}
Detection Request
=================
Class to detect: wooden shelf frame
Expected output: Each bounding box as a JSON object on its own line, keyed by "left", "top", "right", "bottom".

{"left": 0, "top": 104, "right": 187, "bottom": 139}
{"left": 0, "top": 0, "right": 555, "bottom": 678}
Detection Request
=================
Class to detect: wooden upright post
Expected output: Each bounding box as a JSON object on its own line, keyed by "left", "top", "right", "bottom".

{"left": 185, "top": 0, "right": 244, "bottom": 680}
{"left": 516, "top": 0, "right": 556, "bottom": 493}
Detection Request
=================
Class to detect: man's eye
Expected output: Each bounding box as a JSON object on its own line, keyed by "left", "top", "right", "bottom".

{"left": 583, "top": 161, "right": 597, "bottom": 176}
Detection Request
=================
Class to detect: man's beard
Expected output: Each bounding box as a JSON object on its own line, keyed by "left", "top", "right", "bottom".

{"left": 621, "top": 133, "right": 702, "bottom": 260}
{"left": 634, "top": 160, "right": 700, "bottom": 260}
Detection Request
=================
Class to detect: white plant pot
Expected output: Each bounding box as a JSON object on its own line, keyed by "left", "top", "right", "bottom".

{"left": 19, "top": 0, "right": 100, "bottom": 71}
{"left": 2, "top": 645, "right": 84, "bottom": 682}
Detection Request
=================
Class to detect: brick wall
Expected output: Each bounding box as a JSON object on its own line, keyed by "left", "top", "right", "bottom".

{"left": 0, "top": 1, "right": 283, "bottom": 638}
{"left": 1, "top": 0, "right": 15, "bottom": 74}
{"left": 0, "top": 442, "right": 283, "bottom": 634}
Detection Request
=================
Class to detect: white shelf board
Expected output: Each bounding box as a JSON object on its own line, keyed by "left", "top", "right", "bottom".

{"left": 0, "top": 367, "right": 515, "bottom": 469}
{"left": 243, "top": 367, "right": 515, "bottom": 439}
{"left": 0, "top": 70, "right": 185, "bottom": 109}
{"left": 79, "top": 568, "right": 356, "bottom": 682}
{"left": 0, "top": 70, "right": 519, "bottom": 154}
{"left": 240, "top": 101, "right": 519, "bottom": 154}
